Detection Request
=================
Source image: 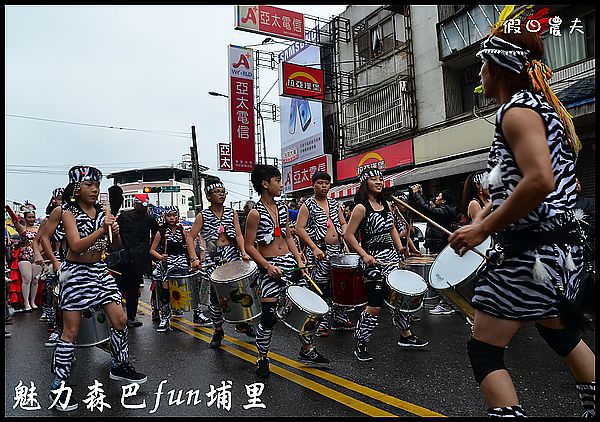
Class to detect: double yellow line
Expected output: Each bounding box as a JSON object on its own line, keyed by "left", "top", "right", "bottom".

{"left": 137, "top": 301, "right": 444, "bottom": 418}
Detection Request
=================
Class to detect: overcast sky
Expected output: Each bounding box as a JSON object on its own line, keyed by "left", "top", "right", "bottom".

{"left": 5, "top": 4, "right": 348, "bottom": 212}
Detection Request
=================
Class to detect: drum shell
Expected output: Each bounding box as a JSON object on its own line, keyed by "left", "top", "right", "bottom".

{"left": 77, "top": 307, "right": 111, "bottom": 347}
{"left": 168, "top": 272, "right": 203, "bottom": 312}
{"left": 277, "top": 287, "right": 329, "bottom": 335}
{"left": 330, "top": 266, "right": 367, "bottom": 307}
{"left": 210, "top": 263, "right": 261, "bottom": 323}
{"left": 385, "top": 270, "right": 428, "bottom": 313}
{"left": 403, "top": 258, "right": 437, "bottom": 301}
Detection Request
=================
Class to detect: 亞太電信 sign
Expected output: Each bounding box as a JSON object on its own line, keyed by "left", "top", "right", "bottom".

{"left": 235, "top": 5, "right": 305, "bottom": 42}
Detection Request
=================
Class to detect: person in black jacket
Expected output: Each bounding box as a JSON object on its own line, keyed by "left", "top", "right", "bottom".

{"left": 114, "top": 193, "right": 160, "bottom": 327}
{"left": 409, "top": 184, "right": 461, "bottom": 315}
{"left": 574, "top": 178, "right": 595, "bottom": 323}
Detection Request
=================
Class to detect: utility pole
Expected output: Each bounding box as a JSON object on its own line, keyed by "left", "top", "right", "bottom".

{"left": 190, "top": 125, "right": 202, "bottom": 213}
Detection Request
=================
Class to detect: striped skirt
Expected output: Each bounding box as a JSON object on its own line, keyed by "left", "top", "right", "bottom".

{"left": 59, "top": 260, "right": 122, "bottom": 311}
{"left": 258, "top": 252, "right": 297, "bottom": 299}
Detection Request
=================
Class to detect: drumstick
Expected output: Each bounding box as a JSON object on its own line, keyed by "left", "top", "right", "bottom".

{"left": 104, "top": 201, "right": 113, "bottom": 243}
{"left": 303, "top": 272, "right": 324, "bottom": 296}
{"left": 282, "top": 264, "right": 315, "bottom": 273}
{"left": 108, "top": 269, "right": 122, "bottom": 276}
{"left": 391, "top": 195, "right": 488, "bottom": 260}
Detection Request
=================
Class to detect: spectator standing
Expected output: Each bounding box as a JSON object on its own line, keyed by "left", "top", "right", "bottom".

{"left": 574, "top": 178, "right": 595, "bottom": 323}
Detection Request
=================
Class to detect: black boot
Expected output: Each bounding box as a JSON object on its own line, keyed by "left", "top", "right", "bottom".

{"left": 209, "top": 329, "right": 224, "bottom": 349}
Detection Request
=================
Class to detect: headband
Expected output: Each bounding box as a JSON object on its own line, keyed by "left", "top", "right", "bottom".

{"left": 476, "top": 35, "right": 530, "bottom": 74}
{"left": 68, "top": 166, "right": 103, "bottom": 183}
{"left": 52, "top": 187, "right": 64, "bottom": 198}
{"left": 163, "top": 206, "right": 179, "bottom": 216}
{"left": 359, "top": 168, "right": 383, "bottom": 183}
{"left": 205, "top": 181, "right": 225, "bottom": 194}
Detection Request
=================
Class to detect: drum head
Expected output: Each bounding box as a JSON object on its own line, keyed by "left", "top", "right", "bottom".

{"left": 287, "top": 286, "right": 329, "bottom": 315}
{"left": 211, "top": 260, "right": 257, "bottom": 283}
{"left": 387, "top": 270, "right": 427, "bottom": 294}
{"left": 429, "top": 236, "right": 492, "bottom": 289}
{"left": 330, "top": 254, "right": 360, "bottom": 268}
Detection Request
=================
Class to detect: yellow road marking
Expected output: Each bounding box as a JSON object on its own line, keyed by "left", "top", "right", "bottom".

{"left": 138, "top": 301, "right": 444, "bottom": 417}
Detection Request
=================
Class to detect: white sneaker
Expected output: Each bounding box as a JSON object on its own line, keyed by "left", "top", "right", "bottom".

{"left": 45, "top": 331, "right": 60, "bottom": 347}
{"left": 429, "top": 304, "right": 455, "bottom": 315}
{"left": 157, "top": 318, "right": 170, "bottom": 332}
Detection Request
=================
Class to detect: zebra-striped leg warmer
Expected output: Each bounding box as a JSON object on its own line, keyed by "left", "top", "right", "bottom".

{"left": 577, "top": 381, "right": 596, "bottom": 417}
{"left": 51, "top": 339, "right": 76, "bottom": 381}
{"left": 354, "top": 310, "right": 378, "bottom": 344}
{"left": 110, "top": 326, "right": 129, "bottom": 365}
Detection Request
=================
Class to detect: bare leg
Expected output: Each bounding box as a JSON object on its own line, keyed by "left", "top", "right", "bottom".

{"left": 18, "top": 261, "right": 33, "bottom": 309}
{"left": 29, "top": 263, "right": 42, "bottom": 308}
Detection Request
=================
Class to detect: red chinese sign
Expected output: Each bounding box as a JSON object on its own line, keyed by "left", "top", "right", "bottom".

{"left": 336, "top": 139, "right": 414, "bottom": 182}
{"left": 228, "top": 45, "right": 255, "bottom": 173}
{"left": 279, "top": 62, "right": 324, "bottom": 101}
{"left": 235, "top": 5, "right": 305, "bottom": 42}
{"left": 218, "top": 143, "right": 232, "bottom": 171}
{"left": 283, "top": 154, "right": 332, "bottom": 193}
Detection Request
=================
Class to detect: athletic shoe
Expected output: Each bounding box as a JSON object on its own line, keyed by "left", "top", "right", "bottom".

{"left": 209, "top": 329, "right": 224, "bottom": 349}
{"left": 151, "top": 310, "right": 160, "bottom": 322}
{"left": 315, "top": 325, "right": 329, "bottom": 337}
{"left": 235, "top": 322, "right": 256, "bottom": 337}
{"left": 172, "top": 309, "right": 184, "bottom": 318}
{"left": 298, "top": 347, "right": 330, "bottom": 368}
{"left": 49, "top": 389, "right": 78, "bottom": 412}
{"left": 397, "top": 334, "right": 428, "bottom": 348}
{"left": 429, "top": 303, "right": 455, "bottom": 315}
{"left": 156, "top": 318, "right": 170, "bottom": 332}
{"left": 39, "top": 313, "right": 48, "bottom": 322}
{"left": 110, "top": 362, "right": 147, "bottom": 384}
{"left": 193, "top": 310, "right": 211, "bottom": 326}
{"left": 127, "top": 319, "right": 143, "bottom": 328}
{"left": 354, "top": 343, "right": 373, "bottom": 362}
{"left": 331, "top": 320, "right": 355, "bottom": 331}
{"left": 255, "top": 358, "right": 270, "bottom": 378}
{"left": 45, "top": 331, "right": 60, "bottom": 347}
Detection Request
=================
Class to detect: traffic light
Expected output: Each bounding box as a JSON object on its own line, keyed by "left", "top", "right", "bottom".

{"left": 143, "top": 187, "right": 162, "bottom": 193}
{"left": 188, "top": 196, "right": 195, "bottom": 211}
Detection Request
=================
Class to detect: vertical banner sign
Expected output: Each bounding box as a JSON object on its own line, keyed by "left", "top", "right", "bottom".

{"left": 228, "top": 45, "right": 255, "bottom": 172}
{"left": 218, "top": 143, "right": 233, "bottom": 171}
{"left": 235, "top": 5, "right": 305, "bottom": 42}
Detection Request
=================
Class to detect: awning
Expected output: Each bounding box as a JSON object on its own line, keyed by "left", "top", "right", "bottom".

{"left": 329, "top": 168, "right": 416, "bottom": 199}
{"left": 392, "top": 152, "right": 489, "bottom": 187}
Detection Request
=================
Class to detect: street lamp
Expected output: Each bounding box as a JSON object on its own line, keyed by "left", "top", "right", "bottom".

{"left": 208, "top": 91, "right": 268, "bottom": 166}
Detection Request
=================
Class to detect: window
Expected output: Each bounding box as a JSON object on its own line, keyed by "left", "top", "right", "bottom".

{"left": 354, "top": 9, "right": 401, "bottom": 68}
{"left": 543, "top": 9, "right": 595, "bottom": 70}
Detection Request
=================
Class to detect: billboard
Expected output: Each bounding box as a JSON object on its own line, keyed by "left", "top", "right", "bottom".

{"left": 279, "top": 41, "right": 324, "bottom": 170}
{"left": 235, "top": 5, "right": 305, "bottom": 42}
{"left": 279, "top": 62, "right": 324, "bottom": 101}
{"left": 228, "top": 45, "right": 255, "bottom": 172}
{"left": 336, "top": 139, "right": 414, "bottom": 182}
{"left": 282, "top": 154, "right": 332, "bottom": 194}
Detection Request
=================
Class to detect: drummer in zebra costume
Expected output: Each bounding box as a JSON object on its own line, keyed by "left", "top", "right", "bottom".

{"left": 188, "top": 179, "right": 254, "bottom": 348}
{"left": 36, "top": 185, "right": 72, "bottom": 347}
{"left": 344, "top": 168, "right": 428, "bottom": 362}
{"left": 448, "top": 12, "right": 595, "bottom": 417}
{"left": 296, "top": 171, "right": 354, "bottom": 335}
{"left": 245, "top": 165, "right": 330, "bottom": 379}
{"left": 150, "top": 206, "right": 198, "bottom": 332}
{"left": 49, "top": 166, "right": 146, "bottom": 412}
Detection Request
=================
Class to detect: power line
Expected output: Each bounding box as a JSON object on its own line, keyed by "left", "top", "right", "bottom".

{"left": 5, "top": 114, "right": 191, "bottom": 139}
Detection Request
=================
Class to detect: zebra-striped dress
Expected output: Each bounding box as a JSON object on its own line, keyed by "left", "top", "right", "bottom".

{"left": 474, "top": 90, "right": 584, "bottom": 320}
{"left": 153, "top": 225, "right": 190, "bottom": 281}
{"left": 59, "top": 205, "right": 121, "bottom": 311}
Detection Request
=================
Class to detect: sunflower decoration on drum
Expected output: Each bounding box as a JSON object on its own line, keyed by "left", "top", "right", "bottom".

{"left": 168, "top": 279, "right": 192, "bottom": 311}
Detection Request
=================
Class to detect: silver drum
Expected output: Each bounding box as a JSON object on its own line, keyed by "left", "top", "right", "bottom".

{"left": 385, "top": 270, "right": 428, "bottom": 313}
{"left": 210, "top": 260, "right": 261, "bottom": 323}
{"left": 329, "top": 253, "right": 361, "bottom": 268}
{"left": 78, "top": 306, "right": 111, "bottom": 347}
{"left": 277, "top": 286, "right": 329, "bottom": 335}
{"left": 167, "top": 272, "right": 203, "bottom": 312}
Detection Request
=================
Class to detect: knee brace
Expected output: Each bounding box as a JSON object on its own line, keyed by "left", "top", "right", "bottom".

{"left": 467, "top": 338, "right": 507, "bottom": 385}
{"left": 535, "top": 323, "right": 581, "bottom": 358}
{"left": 365, "top": 280, "right": 385, "bottom": 308}
{"left": 260, "top": 302, "right": 278, "bottom": 330}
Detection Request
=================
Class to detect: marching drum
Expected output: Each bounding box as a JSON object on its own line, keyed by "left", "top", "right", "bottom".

{"left": 330, "top": 254, "right": 367, "bottom": 307}
{"left": 402, "top": 256, "right": 438, "bottom": 301}
{"left": 385, "top": 270, "right": 428, "bottom": 313}
{"left": 428, "top": 236, "right": 493, "bottom": 319}
{"left": 167, "top": 271, "right": 203, "bottom": 312}
{"left": 277, "top": 285, "right": 329, "bottom": 335}
{"left": 210, "top": 260, "right": 261, "bottom": 323}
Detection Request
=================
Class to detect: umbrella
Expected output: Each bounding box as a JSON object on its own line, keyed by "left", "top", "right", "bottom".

{"left": 5, "top": 225, "right": 20, "bottom": 240}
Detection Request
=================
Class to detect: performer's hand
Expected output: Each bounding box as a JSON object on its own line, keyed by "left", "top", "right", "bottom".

{"left": 104, "top": 214, "right": 117, "bottom": 232}
{"left": 299, "top": 253, "right": 307, "bottom": 264}
{"left": 34, "top": 257, "right": 44, "bottom": 266}
{"left": 362, "top": 254, "right": 376, "bottom": 266}
{"left": 241, "top": 253, "right": 251, "bottom": 261}
{"left": 111, "top": 222, "right": 120, "bottom": 237}
{"left": 266, "top": 264, "right": 282, "bottom": 279}
{"left": 51, "top": 259, "right": 61, "bottom": 273}
{"left": 190, "top": 259, "right": 201, "bottom": 270}
{"left": 160, "top": 254, "right": 168, "bottom": 262}
{"left": 448, "top": 223, "right": 488, "bottom": 256}
{"left": 313, "top": 247, "right": 325, "bottom": 260}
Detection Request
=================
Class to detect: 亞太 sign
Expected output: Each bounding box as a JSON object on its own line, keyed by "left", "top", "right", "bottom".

{"left": 235, "top": 5, "right": 305, "bottom": 42}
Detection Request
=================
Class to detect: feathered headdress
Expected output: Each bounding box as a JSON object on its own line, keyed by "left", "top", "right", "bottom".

{"left": 475, "top": 5, "right": 582, "bottom": 156}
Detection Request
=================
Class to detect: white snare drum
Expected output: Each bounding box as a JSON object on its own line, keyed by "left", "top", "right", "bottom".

{"left": 428, "top": 236, "right": 493, "bottom": 319}
{"left": 78, "top": 307, "right": 111, "bottom": 347}
{"left": 385, "top": 270, "right": 428, "bottom": 313}
{"left": 277, "top": 285, "right": 329, "bottom": 335}
{"left": 210, "top": 260, "right": 261, "bottom": 323}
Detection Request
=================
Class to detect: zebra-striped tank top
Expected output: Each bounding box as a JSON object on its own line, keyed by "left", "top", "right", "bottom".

{"left": 359, "top": 201, "right": 394, "bottom": 250}
{"left": 157, "top": 225, "right": 189, "bottom": 273}
{"left": 486, "top": 90, "right": 578, "bottom": 231}
{"left": 70, "top": 204, "right": 107, "bottom": 253}
{"left": 200, "top": 207, "right": 237, "bottom": 242}
{"left": 255, "top": 200, "right": 287, "bottom": 245}
{"left": 304, "top": 197, "right": 343, "bottom": 241}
